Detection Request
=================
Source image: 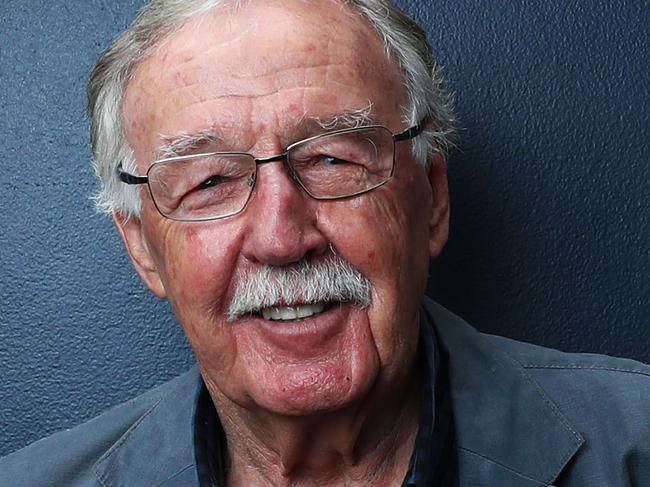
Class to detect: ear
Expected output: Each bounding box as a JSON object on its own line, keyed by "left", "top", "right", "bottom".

{"left": 113, "top": 212, "right": 167, "bottom": 299}
{"left": 426, "top": 152, "right": 450, "bottom": 259}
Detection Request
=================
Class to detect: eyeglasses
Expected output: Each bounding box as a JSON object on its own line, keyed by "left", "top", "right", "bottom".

{"left": 118, "top": 118, "right": 428, "bottom": 222}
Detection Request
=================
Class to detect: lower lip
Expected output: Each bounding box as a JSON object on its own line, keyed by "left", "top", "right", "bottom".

{"left": 238, "top": 304, "right": 351, "bottom": 356}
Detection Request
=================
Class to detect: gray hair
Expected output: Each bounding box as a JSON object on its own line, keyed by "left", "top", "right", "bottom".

{"left": 227, "top": 254, "right": 371, "bottom": 321}
{"left": 87, "top": 0, "right": 456, "bottom": 219}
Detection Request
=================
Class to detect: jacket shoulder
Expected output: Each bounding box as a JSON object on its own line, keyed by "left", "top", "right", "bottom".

{"left": 0, "top": 368, "right": 198, "bottom": 487}
{"left": 433, "top": 300, "right": 650, "bottom": 485}
{"left": 484, "top": 332, "right": 650, "bottom": 410}
{"left": 490, "top": 334, "right": 650, "bottom": 485}
{"left": 425, "top": 296, "right": 650, "bottom": 386}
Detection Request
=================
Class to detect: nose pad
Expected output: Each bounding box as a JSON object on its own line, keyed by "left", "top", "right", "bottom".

{"left": 285, "top": 161, "right": 299, "bottom": 180}
{"left": 283, "top": 161, "right": 314, "bottom": 199}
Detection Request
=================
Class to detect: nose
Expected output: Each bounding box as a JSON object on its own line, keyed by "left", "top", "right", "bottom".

{"left": 241, "top": 161, "right": 328, "bottom": 266}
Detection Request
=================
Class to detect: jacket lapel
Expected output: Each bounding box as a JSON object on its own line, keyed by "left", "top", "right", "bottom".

{"left": 93, "top": 368, "right": 202, "bottom": 487}
{"left": 425, "top": 300, "right": 584, "bottom": 486}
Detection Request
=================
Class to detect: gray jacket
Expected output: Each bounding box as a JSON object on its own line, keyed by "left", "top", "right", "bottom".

{"left": 2, "top": 300, "right": 649, "bottom": 486}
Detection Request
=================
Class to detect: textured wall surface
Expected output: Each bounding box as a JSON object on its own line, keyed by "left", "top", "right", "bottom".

{"left": 1, "top": 0, "right": 647, "bottom": 456}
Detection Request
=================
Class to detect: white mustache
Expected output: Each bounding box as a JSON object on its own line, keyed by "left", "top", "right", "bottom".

{"left": 227, "top": 256, "right": 372, "bottom": 321}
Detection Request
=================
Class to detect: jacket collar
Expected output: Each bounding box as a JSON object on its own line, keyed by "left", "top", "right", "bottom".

{"left": 424, "top": 299, "right": 584, "bottom": 486}
{"left": 93, "top": 368, "right": 202, "bottom": 487}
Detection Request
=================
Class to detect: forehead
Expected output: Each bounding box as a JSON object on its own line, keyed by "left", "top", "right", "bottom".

{"left": 122, "top": 0, "right": 405, "bottom": 160}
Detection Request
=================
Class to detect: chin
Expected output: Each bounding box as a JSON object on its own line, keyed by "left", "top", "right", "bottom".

{"left": 246, "top": 353, "right": 380, "bottom": 417}
{"left": 214, "top": 305, "right": 381, "bottom": 416}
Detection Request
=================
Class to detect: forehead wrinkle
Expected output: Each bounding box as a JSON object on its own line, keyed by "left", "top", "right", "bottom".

{"left": 154, "top": 15, "right": 352, "bottom": 87}
{"left": 152, "top": 10, "right": 258, "bottom": 73}
{"left": 148, "top": 62, "right": 352, "bottom": 135}
{"left": 167, "top": 85, "right": 339, "bottom": 126}
{"left": 162, "top": 61, "right": 350, "bottom": 100}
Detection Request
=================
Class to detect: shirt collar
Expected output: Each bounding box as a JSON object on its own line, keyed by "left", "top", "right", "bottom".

{"left": 403, "top": 310, "right": 456, "bottom": 486}
{"left": 194, "top": 383, "right": 226, "bottom": 487}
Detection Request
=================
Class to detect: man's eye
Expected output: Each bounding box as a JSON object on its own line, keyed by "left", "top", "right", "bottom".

{"left": 196, "top": 175, "right": 225, "bottom": 190}
{"left": 317, "top": 155, "right": 347, "bottom": 165}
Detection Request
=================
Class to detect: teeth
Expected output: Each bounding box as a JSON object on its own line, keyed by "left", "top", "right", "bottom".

{"left": 261, "top": 302, "right": 326, "bottom": 321}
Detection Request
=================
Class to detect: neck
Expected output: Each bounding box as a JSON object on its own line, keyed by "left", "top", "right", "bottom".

{"left": 210, "top": 371, "right": 422, "bottom": 487}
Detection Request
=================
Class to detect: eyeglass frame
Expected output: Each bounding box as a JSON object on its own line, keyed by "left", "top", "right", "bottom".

{"left": 118, "top": 116, "right": 429, "bottom": 222}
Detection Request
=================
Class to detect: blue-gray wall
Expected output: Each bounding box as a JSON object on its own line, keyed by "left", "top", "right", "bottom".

{"left": 1, "top": 0, "right": 648, "bottom": 456}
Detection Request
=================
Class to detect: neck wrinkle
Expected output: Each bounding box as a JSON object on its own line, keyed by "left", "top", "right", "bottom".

{"left": 210, "top": 365, "right": 422, "bottom": 487}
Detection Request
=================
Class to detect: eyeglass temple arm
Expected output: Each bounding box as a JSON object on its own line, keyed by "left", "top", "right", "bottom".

{"left": 393, "top": 115, "right": 430, "bottom": 142}
{"left": 118, "top": 165, "right": 148, "bottom": 185}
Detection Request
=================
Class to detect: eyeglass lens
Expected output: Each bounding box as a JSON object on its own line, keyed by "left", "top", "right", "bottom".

{"left": 147, "top": 127, "right": 395, "bottom": 221}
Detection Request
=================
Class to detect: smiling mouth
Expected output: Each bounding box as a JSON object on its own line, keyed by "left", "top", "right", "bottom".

{"left": 260, "top": 302, "right": 333, "bottom": 321}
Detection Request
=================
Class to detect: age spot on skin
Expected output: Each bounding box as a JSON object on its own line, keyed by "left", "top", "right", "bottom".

{"left": 173, "top": 71, "right": 188, "bottom": 84}
{"left": 287, "top": 102, "right": 302, "bottom": 115}
{"left": 184, "top": 227, "right": 203, "bottom": 258}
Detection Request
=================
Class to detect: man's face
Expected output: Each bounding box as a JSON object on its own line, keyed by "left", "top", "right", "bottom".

{"left": 118, "top": 0, "right": 448, "bottom": 416}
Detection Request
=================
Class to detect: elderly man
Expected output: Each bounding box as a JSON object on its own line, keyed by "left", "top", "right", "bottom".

{"left": 2, "top": 0, "right": 648, "bottom": 485}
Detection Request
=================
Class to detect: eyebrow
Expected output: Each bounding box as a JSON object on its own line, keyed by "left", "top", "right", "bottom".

{"left": 155, "top": 101, "right": 378, "bottom": 159}
{"left": 156, "top": 130, "right": 222, "bottom": 159}
{"left": 311, "top": 101, "right": 376, "bottom": 131}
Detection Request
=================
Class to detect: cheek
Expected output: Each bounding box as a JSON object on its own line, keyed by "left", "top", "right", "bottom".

{"left": 155, "top": 224, "right": 246, "bottom": 374}
{"left": 321, "top": 182, "right": 430, "bottom": 357}
{"left": 158, "top": 225, "right": 242, "bottom": 324}
{"left": 324, "top": 188, "right": 415, "bottom": 272}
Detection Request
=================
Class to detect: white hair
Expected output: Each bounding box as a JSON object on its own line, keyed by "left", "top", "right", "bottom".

{"left": 227, "top": 255, "right": 371, "bottom": 321}
{"left": 87, "top": 0, "right": 456, "bottom": 219}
